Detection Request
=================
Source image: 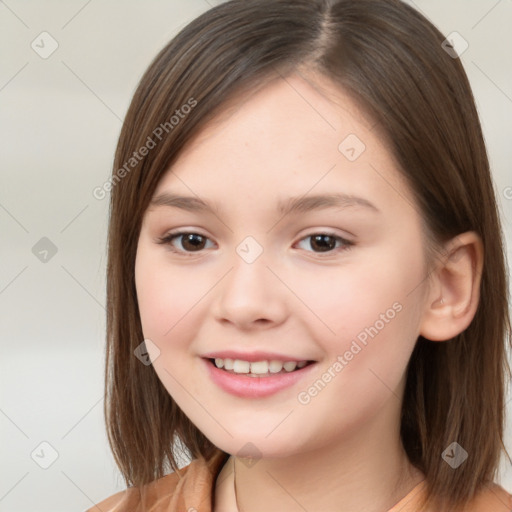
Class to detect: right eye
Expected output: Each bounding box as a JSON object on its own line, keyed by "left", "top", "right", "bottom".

{"left": 157, "top": 231, "right": 215, "bottom": 254}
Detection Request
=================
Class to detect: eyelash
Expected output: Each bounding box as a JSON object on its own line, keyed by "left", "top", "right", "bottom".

{"left": 156, "top": 230, "right": 354, "bottom": 257}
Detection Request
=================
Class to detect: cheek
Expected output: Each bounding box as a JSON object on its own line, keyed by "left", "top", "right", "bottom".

{"left": 291, "top": 260, "right": 423, "bottom": 436}
{"left": 295, "top": 250, "right": 423, "bottom": 339}
{"left": 134, "top": 247, "right": 209, "bottom": 398}
{"left": 135, "top": 247, "right": 209, "bottom": 343}
{"left": 292, "top": 236, "right": 426, "bottom": 386}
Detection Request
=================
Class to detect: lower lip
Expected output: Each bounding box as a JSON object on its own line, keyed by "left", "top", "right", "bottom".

{"left": 202, "top": 358, "right": 317, "bottom": 398}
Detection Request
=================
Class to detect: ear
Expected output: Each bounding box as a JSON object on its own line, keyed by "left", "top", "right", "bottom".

{"left": 419, "top": 231, "right": 483, "bottom": 342}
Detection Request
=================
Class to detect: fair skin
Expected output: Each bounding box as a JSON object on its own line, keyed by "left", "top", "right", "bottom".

{"left": 135, "top": 72, "right": 483, "bottom": 512}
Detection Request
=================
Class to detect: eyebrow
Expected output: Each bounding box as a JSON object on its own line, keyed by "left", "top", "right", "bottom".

{"left": 149, "top": 192, "right": 380, "bottom": 216}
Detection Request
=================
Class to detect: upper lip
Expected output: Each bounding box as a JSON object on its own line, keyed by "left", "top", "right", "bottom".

{"left": 202, "top": 350, "right": 314, "bottom": 363}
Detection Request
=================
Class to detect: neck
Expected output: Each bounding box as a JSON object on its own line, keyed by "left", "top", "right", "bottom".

{"left": 214, "top": 396, "right": 425, "bottom": 512}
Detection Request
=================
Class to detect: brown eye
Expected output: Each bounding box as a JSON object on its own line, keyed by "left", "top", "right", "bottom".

{"left": 295, "top": 233, "right": 353, "bottom": 254}
{"left": 310, "top": 234, "right": 337, "bottom": 252}
{"left": 157, "top": 232, "right": 214, "bottom": 253}
{"left": 180, "top": 233, "right": 207, "bottom": 251}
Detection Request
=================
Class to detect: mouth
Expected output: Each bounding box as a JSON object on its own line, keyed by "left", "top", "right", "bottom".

{"left": 206, "top": 357, "right": 315, "bottom": 378}
{"left": 202, "top": 356, "right": 318, "bottom": 398}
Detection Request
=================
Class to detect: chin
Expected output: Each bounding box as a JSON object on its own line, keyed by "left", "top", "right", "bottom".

{"left": 208, "top": 432, "right": 307, "bottom": 461}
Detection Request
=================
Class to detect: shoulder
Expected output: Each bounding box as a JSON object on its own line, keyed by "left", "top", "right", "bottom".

{"left": 464, "top": 482, "right": 512, "bottom": 512}
{"left": 85, "top": 451, "right": 228, "bottom": 512}
{"left": 85, "top": 469, "right": 183, "bottom": 512}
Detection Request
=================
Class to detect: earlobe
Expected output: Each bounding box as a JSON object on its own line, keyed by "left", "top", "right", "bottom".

{"left": 419, "top": 232, "right": 484, "bottom": 342}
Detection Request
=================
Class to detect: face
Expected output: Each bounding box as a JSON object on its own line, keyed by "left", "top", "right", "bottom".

{"left": 134, "top": 72, "right": 431, "bottom": 459}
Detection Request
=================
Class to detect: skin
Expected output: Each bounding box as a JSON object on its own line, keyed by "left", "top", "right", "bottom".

{"left": 134, "top": 71, "right": 483, "bottom": 512}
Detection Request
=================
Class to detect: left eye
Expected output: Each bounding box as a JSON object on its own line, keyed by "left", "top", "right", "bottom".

{"left": 296, "top": 234, "right": 351, "bottom": 253}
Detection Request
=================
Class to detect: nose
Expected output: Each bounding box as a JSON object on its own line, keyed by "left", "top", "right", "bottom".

{"left": 211, "top": 251, "right": 288, "bottom": 331}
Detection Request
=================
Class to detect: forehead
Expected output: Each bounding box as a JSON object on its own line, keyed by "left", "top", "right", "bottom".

{"left": 171, "top": 72, "right": 377, "bottom": 165}
{"left": 152, "top": 72, "right": 415, "bottom": 219}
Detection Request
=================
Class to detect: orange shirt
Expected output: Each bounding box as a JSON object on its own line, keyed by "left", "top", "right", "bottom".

{"left": 87, "top": 451, "right": 512, "bottom": 512}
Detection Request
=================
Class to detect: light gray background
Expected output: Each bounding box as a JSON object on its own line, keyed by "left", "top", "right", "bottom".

{"left": 1, "top": 1, "right": 511, "bottom": 511}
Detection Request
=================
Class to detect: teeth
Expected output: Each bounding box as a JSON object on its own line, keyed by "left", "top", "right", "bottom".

{"left": 269, "top": 360, "right": 283, "bottom": 373}
{"left": 212, "top": 358, "right": 309, "bottom": 375}
{"left": 282, "top": 361, "right": 297, "bottom": 372}
{"left": 233, "top": 360, "right": 250, "bottom": 373}
{"left": 250, "top": 361, "right": 270, "bottom": 374}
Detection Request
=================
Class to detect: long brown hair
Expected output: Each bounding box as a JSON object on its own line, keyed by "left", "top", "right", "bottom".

{"left": 104, "top": 0, "right": 511, "bottom": 509}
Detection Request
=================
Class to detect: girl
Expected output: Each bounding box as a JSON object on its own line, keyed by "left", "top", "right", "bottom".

{"left": 88, "top": 1, "right": 512, "bottom": 511}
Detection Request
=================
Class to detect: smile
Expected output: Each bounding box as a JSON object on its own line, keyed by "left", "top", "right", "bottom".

{"left": 212, "top": 357, "right": 309, "bottom": 376}
{"left": 203, "top": 357, "right": 317, "bottom": 398}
